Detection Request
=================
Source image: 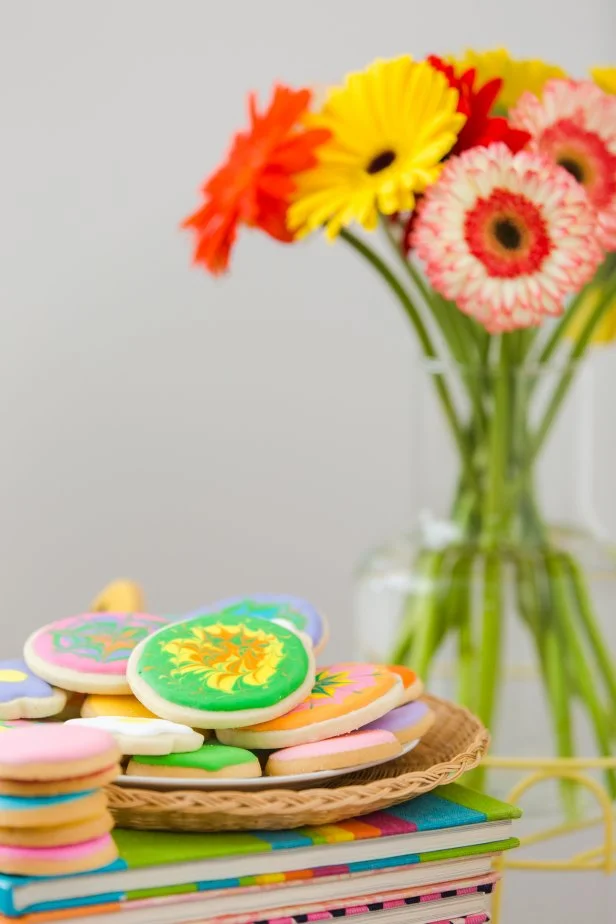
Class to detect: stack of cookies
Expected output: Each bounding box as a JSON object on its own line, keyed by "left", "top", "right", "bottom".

{"left": 0, "top": 724, "right": 121, "bottom": 876}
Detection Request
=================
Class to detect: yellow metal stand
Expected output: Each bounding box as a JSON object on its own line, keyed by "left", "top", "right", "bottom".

{"left": 484, "top": 756, "right": 616, "bottom": 923}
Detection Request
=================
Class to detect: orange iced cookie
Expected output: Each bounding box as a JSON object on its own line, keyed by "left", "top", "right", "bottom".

{"left": 385, "top": 665, "right": 424, "bottom": 704}
{"left": 217, "top": 662, "right": 403, "bottom": 749}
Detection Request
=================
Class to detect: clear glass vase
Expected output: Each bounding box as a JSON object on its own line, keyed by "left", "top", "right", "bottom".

{"left": 354, "top": 357, "right": 616, "bottom": 812}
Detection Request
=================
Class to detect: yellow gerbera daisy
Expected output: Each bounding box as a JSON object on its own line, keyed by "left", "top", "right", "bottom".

{"left": 592, "top": 67, "right": 616, "bottom": 95}
{"left": 288, "top": 56, "right": 465, "bottom": 240}
{"left": 451, "top": 48, "right": 566, "bottom": 110}
{"left": 567, "top": 282, "right": 616, "bottom": 346}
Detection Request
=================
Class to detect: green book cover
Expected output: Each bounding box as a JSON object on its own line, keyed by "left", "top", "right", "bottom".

{"left": 0, "top": 784, "right": 520, "bottom": 915}
{"left": 113, "top": 782, "right": 521, "bottom": 869}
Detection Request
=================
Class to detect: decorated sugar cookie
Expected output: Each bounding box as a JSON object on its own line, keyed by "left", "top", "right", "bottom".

{"left": 0, "top": 790, "right": 108, "bottom": 828}
{"left": 127, "top": 613, "right": 315, "bottom": 729}
{"left": 361, "top": 700, "right": 435, "bottom": 744}
{"left": 66, "top": 716, "right": 204, "bottom": 756}
{"left": 0, "top": 659, "right": 66, "bottom": 720}
{"left": 217, "top": 662, "right": 403, "bottom": 749}
{"left": 0, "top": 762, "right": 120, "bottom": 797}
{"left": 24, "top": 612, "right": 169, "bottom": 694}
{"left": 385, "top": 665, "right": 424, "bottom": 704}
{"left": 0, "top": 723, "right": 120, "bottom": 781}
{"left": 0, "top": 811, "right": 114, "bottom": 848}
{"left": 81, "top": 693, "right": 157, "bottom": 719}
{"left": 0, "top": 834, "right": 118, "bottom": 876}
{"left": 126, "top": 742, "right": 262, "bottom": 779}
{"left": 189, "top": 595, "right": 329, "bottom": 654}
{"left": 265, "top": 729, "right": 401, "bottom": 776}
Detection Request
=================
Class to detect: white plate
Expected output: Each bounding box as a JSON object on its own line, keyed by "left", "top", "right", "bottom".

{"left": 116, "top": 739, "right": 419, "bottom": 791}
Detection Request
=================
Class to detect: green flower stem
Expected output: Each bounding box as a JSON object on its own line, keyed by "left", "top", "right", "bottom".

{"left": 548, "top": 553, "right": 616, "bottom": 798}
{"left": 391, "top": 625, "right": 415, "bottom": 664}
{"left": 395, "top": 550, "right": 448, "bottom": 679}
{"left": 538, "top": 290, "right": 595, "bottom": 366}
{"left": 340, "top": 227, "right": 434, "bottom": 354}
{"left": 531, "top": 273, "right": 616, "bottom": 462}
{"left": 339, "top": 228, "right": 476, "bottom": 483}
{"left": 469, "top": 551, "right": 502, "bottom": 791}
{"left": 563, "top": 552, "right": 616, "bottom": 716}
{"left": 380, "top": 222, "right": 487, "bottom": 433}
{"left": 483, "top": 337, "right": 510, "bottom": 544}
{"left": 455, "top": 553, "right": 476, "bottom": 711}
{"left": 538, "top": 254, "right": 616, "bottom": 366}
{"left": 542, "top": 611, "right": 577, "bottom": 818}
{"left": 477, "top": 552, "right": 502, "bottom": 732}
{"left": 391, "top": 550, "right": 433, "bottom": 665}
{"left": 514, "top": 552, "right": 542, "bottom": 637}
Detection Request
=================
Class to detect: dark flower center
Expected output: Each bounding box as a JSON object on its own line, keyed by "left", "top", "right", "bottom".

{"left": 557, "top": 156, "right": 585, "bottom": 184}
{"left": 366, "top": 150, "right": 396, "bottom": 174}
{"left": 493, "top": 217, "right": 523, "bottom": 251}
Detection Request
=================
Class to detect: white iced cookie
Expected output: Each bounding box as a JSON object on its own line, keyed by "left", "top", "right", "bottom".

{"left": 65, "top": 716, "right": 204, "bottom": 756}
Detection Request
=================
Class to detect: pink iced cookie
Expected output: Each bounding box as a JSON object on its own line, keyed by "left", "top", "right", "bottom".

{"left": 265, "top": 729, "right": 402, "bottom": 776}
{"left": 24, "top": 612, "right": 168, "bottom": 694}
{"left": 0, "top": 834, "right": 118, "bottom": 876}
{"left": 0, "top": 723, "right": 120, "bottom": 781}
{"left": 361, "top": 700, "right": 435, "bottom": 744}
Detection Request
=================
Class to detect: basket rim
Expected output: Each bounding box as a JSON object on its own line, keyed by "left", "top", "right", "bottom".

{"left": 108, "top": 693, "right": 489, "bottom": 819}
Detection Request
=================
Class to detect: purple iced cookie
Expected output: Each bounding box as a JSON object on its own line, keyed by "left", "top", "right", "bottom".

{"left": 185, "top": 594, "right": 329, "bottom": 654}
{"left": 0, "top": 659, "right": 66, "bottom": 720}
{"left": 361, "top": 700, "right": 435, "bottom": 744}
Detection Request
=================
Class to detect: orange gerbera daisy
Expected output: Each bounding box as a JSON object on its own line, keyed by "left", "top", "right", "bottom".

{"left": 182, "top": 85, "right": 330, "bottom": 274}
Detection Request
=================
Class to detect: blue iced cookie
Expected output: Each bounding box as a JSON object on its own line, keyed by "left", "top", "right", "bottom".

{"left": 0, "top": 659, "right": 66, "bottom": 720}
{"left": 186, "top": 595, "right": 329, "bottom": 654}
{"left": 0, "top": 790, "right": 108, "bottom": 827}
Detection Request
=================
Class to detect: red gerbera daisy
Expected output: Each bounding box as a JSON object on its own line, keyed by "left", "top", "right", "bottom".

{"left": 182, "top": 85, "right": 330, "bottom": 275}
{"left": 427, "top": 56, "right": 530, "bottom": 156}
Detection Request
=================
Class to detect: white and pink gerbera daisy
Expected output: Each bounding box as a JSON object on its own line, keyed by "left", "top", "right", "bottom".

{"left": 511, "top": 79, "right": 616, "bottom": 251}
{"left": 412, "top": 144, "right": 602, "bottom": 332}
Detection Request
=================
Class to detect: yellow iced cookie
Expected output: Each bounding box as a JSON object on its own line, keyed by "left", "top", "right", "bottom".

{"left": 81, "top": 694, "right": 157, "bottom": 719}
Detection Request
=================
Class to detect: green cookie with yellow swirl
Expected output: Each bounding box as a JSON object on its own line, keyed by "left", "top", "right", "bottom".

{"left": 127, "top": 611, "right": 315, "bottom": 729}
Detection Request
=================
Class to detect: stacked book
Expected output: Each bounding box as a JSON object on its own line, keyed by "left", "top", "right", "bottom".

{"left": 0, "top": 783, "right": 520, "bottom": 924}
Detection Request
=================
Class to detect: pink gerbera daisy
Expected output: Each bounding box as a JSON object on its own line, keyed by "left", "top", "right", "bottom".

{"left": 412, "top": 144, "right": 602, "bottom": 332}
{"left": 511, "top": 79, "right": 616, "bottom": 251}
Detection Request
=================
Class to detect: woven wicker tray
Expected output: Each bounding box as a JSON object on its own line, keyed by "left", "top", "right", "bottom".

{"left": 107, "top": 694, "right": 488, "bottom": 832}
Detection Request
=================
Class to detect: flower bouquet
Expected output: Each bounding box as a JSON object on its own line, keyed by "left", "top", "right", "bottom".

{"left": 182, "top": 49, "right": 616, "bottom": 798}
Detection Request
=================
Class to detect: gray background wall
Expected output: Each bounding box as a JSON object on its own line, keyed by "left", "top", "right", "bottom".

{"left": 1, "top": 2, "right": 615, "bottom": 919}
